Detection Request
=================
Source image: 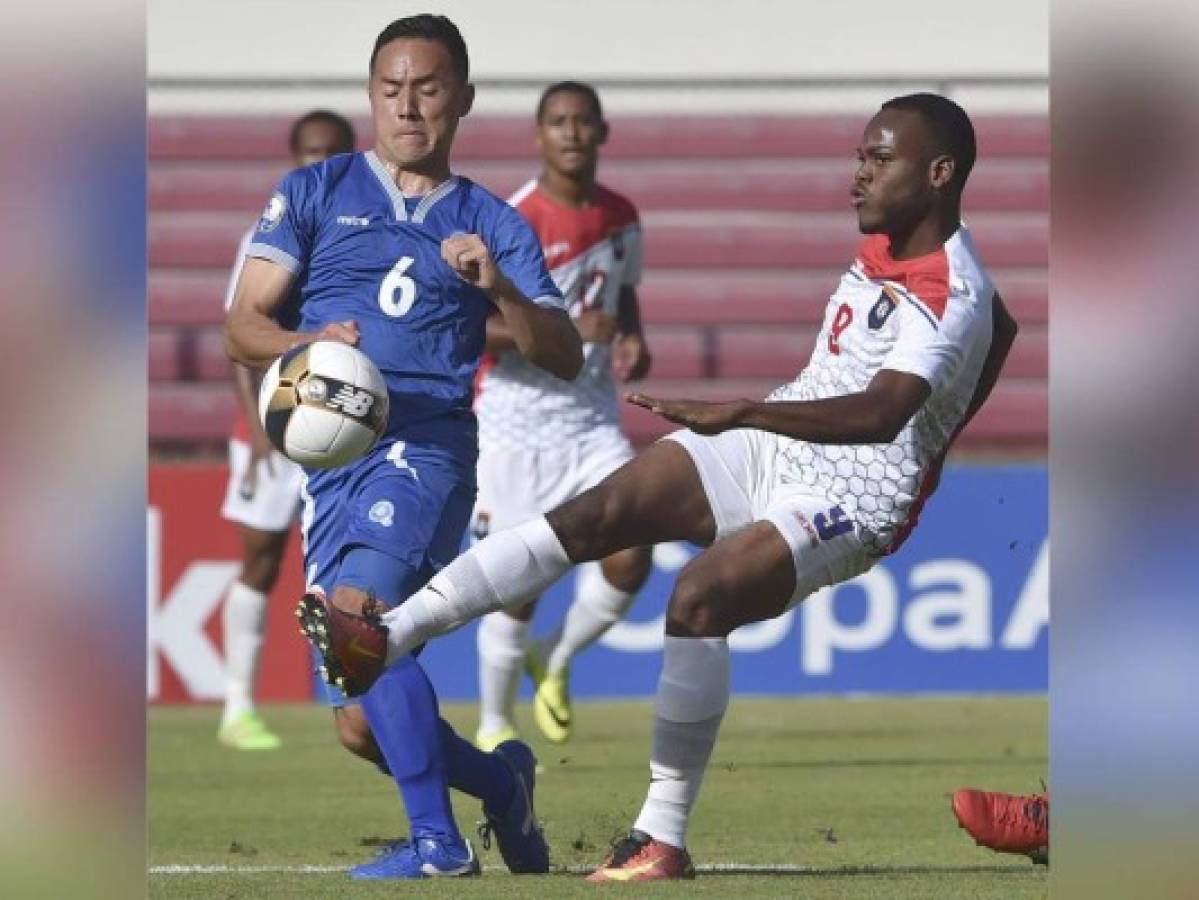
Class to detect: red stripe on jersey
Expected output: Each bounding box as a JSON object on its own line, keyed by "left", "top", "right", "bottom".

{"left": 512, "top": 180, "right": 639, "bottom": 272}
{"left": 472, "top": 352, "right": 497, "bottom": 404}
{"left": 856, "top": 234, "right": 950, "bottom": 320}
{"left": 885, "top": 447, "right": 946, "bottom": 555}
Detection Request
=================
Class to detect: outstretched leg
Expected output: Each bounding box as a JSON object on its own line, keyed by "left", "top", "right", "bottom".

{"left": 380, "top": 440, "right": 715, "bottom": 666}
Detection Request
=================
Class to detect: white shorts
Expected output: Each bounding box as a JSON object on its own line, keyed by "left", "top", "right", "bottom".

{"left": 220, "top": 438, "right": 305, "bottom": 533}
{"left": 664, "top": 428, "right": 874, "bottom": 607}
{"left": 472, "top": 430, "right": 635, "bottom": 538}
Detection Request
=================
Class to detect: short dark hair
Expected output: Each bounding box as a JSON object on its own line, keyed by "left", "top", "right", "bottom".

{"left": 535, "top": 81, "right": 604, "bottom": 122}
{"left": 370, "top": 14, "right": 469, "bottom": 83}
{"left": 881, "top": 93, "right": 976, "bottom": 191}
{"left": 288, "top": 110, "right": 356, "bottom": 155}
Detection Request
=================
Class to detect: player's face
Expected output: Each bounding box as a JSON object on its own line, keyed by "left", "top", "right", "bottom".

{"left": 851, "top": 109, "right": 936, "bottom": 234}
{"left": 369, "top": 38, "right": 474, "bottom": 171}
{"left": 536, "top": 91, "right": 606, "bottom": 178}
{"left": 291, "top": 121, "right": 352, "bottom": 168}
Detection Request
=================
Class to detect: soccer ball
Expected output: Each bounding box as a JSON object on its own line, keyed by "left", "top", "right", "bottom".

{"left": 258, "top": 341, "right": 389, "bottom": 469}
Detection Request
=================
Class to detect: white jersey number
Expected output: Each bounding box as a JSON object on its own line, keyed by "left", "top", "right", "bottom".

{"left": 378, "top": 256, "right": 418, "bottom": 318}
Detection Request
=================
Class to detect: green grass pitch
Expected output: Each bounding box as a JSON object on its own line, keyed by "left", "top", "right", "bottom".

{"left": 149, "top": 695, "right": 1047, "bottom": 898}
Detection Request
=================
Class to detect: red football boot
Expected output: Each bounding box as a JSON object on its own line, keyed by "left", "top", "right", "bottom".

{"left": 586, "top": 830, "right": 696, "bottom": 883}
{"left": 952, "top": 789, "right": 1049, "bottom": 863}
{"left": 295, "top": 591, "right": 388, "bottom": 696}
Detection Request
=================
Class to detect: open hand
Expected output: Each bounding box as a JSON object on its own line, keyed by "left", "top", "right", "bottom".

{"left": 312, "top": 320, "right": 360, "bottom": 346}
{"left": 626, "top": 393, "right": 750, "bottom": 435}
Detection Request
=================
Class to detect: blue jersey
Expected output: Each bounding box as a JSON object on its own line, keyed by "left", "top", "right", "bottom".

{"left": 246, "top": 151, "right": 564, "bottom": 446}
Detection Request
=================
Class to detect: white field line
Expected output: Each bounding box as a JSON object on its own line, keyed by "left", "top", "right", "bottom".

{"left": 150, "top": 862, "right": 1032, "bottom": 876}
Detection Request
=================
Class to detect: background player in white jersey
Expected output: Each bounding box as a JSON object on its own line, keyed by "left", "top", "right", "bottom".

{"left": 304, "top": 91, "right": 1021, "bottom": 881}
{"left": 472, "top": 81, "right": 653, "bottom": 751}
{"left": 217, "top": 110, "right": 356, "bottom": 750}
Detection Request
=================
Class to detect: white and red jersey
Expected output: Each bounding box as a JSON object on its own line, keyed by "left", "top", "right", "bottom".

{"left": 475, "top": 179, "right": 643, "bottom": 450}
{"left": 769, "top": 225, "right": 994, "bottom": 555}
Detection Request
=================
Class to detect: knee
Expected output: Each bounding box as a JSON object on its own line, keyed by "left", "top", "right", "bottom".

{"left": 241, "top": 552, "right": 283, "bottom": 593}
{"left": 550, "top": 487, "right": 628, "bottom": 562}
{"left": 602, "top": 547, "right": 652, "bottom": 593}
{"left": 666, "top": 564, "right": 741, "bottom": 638}
{"left": 330, "top": 584, "right": 370, "bottom": 616}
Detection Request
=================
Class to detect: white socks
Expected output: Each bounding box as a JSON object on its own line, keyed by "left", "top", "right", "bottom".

{"left": 383, "top": 516, "right": 571, "bottom": 664}
{"left": 632, "top": 636, "right": 730, "bottom": 848}
{"left": 476, "top": 611, "right": 530, "bottom": 735}
{"left": 221, "top": 581, "right": 268, "bottom": 725}
{"left": 542, "top": 561, "right": 637, "bottom": 675}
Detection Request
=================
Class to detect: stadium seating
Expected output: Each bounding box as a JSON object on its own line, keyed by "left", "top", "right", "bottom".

{"left": 148, "top": 114, "right": 1048, "bottom": 455}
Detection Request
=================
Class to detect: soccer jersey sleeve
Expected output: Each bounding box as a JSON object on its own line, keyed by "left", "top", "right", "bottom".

{"left": 222, "top": 227, "right": 254, "bottom": 312}
{"left": 487, "top": 203, "right": 566, "bottom": 311}
{"left": 245, "top": 168, "right": 316, "bottom": 274}
{"left": 881, "top": 283, "right": 981, "bottom": 392}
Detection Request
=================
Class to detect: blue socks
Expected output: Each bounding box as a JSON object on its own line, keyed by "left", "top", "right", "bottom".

{"left": 439, "top": 719, "right": 516, "bottom": 813}
{"left": 360, "top": 653, "right": 518, "bottom": 842}
{"left": 360, "top": 654, "right": 462, "bottom": 844}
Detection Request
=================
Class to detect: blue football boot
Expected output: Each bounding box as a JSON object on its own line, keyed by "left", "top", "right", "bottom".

{"left": 477, "top": 739, "right": 550, "bottom": 873}
{"left": 348, "top": 835, "right": 480, "bottom": 879}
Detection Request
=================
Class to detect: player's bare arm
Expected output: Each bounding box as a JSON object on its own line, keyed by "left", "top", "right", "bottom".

{"left": 442, "top": 233, "right": 583, "bottom": 380}
{"left": 613, "top": 284, "right": 652, "bottom": 382}
{"left": 960, "top": 292, "right": 1018, "bottom": 425}
{"left": 482, "top": 309, "right": 518, "bottom": 354}
{"left": 225, "top": 258, "right": 360, "bottom": 369}
{"left": 575, "top": 308, "right": 619, "bottom": 344}
{"left": 628, "top": 368, "right": 931, "bottom": 442}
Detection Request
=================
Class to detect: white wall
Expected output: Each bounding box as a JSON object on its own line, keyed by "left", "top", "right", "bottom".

{"left": 148, "top": 0, "right": 1047, "bottom": 114}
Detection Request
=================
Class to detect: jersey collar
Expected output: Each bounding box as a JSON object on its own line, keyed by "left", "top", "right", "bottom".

{"left": 364, "top": 150, "right": 459, "bottom": 223}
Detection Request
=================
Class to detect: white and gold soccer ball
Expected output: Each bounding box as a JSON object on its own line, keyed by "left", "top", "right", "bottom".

{"left": 258, "top": 340, "right": 389, "bottom": 469}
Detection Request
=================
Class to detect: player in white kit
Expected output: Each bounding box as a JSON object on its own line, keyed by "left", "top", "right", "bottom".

{"left": 472, "top": 81, "right": 653, "bottom": 750}
{"left": 306, "top": 93, "right": 1020, "bottom": 880}
{"left": 217, "top": 110, "right": 356, "bottom": 750}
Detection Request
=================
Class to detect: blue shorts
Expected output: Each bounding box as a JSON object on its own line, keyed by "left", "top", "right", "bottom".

{"left": 301, "top": 435, "right": 476, "bottom": 706}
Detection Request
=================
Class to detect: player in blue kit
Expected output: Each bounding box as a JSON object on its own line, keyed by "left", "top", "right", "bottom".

{"left": 224, "top": 14, "right": 582, "bottom": 880}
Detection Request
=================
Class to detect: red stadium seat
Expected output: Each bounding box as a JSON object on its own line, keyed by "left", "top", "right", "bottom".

{"left": 150, "top": 115, "right": 1048, "bottom": 162}
{"left": 150, "top": 271, "right": 230, "bottom": 326}
{"left": 150, "top": 158, "right": 1047, "bottom": 215}
{"left": 196, "top": 328, "right": 233, "bottom": 381}
{"left": 149, "top": 329, "right": 182, "bottom": 381}
{"left": 639, "top": 327, "right": 706, "bottom": 379}
{"left": 150, "top": 383, "right": 237, "bottom": 441}
{"left": 717, "top": 328, "right": 817, "bottom": 379}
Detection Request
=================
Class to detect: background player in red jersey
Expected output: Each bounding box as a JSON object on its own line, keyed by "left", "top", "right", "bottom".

{"left": 217, "top": 110, "right": 356, "bottom": 750}
{"left": 471, "top": 81, "right": 653, "bottom": 751}
{"left": 304, "top": 92, "right": 1022, "bottom": 882}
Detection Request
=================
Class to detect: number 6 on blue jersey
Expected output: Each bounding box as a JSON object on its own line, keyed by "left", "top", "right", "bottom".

{"left": 378, "top": 255, "right": 417, "bottom": 317}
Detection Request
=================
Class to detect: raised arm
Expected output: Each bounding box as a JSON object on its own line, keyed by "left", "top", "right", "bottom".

{"left": 442, "top": 233, "right": 582, "bottom": 381}
{"left": 224, "top": 257, "right": 359, "bottom": 370}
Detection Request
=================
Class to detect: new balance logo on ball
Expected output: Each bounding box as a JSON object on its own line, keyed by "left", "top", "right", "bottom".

{"left": 327, "top": 385, "right": 375, "bottom": 418}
